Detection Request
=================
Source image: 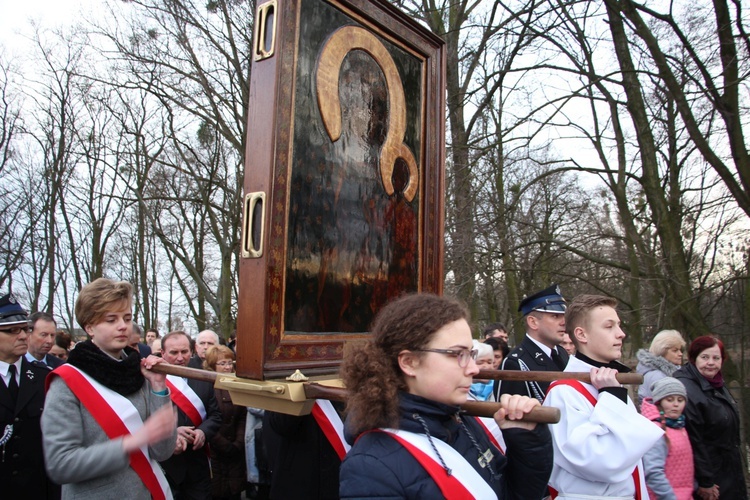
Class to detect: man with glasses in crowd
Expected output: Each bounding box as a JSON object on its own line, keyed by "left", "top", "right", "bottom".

{"left": 0, "top": 293, "right": 59, "bottom": 499}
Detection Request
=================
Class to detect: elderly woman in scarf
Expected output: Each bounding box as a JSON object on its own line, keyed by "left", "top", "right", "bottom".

{"left": 636, "top": 329, "right": 685, "bottom": 404}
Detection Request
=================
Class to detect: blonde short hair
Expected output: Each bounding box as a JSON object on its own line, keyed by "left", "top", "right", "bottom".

{"left": 649, "top": 329, "right": 686, "bottom": 357}
{"left": 75, "top": 278, "right": 133, "bottom": 329}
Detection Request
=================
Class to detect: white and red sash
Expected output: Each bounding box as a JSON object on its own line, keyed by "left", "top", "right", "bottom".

{"left": 311, "top": 399, "right": 350, "bottom": 460}
{"left": 546, "top": 379, "right": 645, "bottom": 500}
{"left": 48, "top": 365, "right": 172, "bottom": 500}
{"left": 377, "top": 428, "right": 498, "bottom": 500}
{"left": 165, "top": 375, "right": 206, "bottom": 427}
{"left": 473, "top": 417, "right": 506, "bottom": 455}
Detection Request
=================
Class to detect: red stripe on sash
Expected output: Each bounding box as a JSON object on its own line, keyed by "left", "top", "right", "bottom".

{"left": 633, "top": 465, "right": 642, "bottom": 500}
{"left": 49, "top": 366, "right": 167, "bottom": 500}
{"left": 311, "top": 402, "right": 347, "bottom": 461}
{"left": 546, "top": 378, "right": 642, "bottom": 500}
{"left": 166, "top": 379, "right": 203, "bottom": 426}
{"left": 473, "top": 417, "right": 505, "bottom": 455}
{"left": 547, "top": 379, "right": 597, "bottom": 406}
{"left": 375, "top": 431, "right": 476, "bottom": 500}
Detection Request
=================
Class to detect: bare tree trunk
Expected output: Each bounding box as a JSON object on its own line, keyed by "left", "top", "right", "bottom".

{"left": 604, "top": 0, "right": 710, "bottom": 335}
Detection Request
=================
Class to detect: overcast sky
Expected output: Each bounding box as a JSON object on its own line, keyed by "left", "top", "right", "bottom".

{"left": 0, "top": 0, "right": 95, "bottom": 51}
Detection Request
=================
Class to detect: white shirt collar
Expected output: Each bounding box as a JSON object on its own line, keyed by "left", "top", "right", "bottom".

{"left": 526, "top": 333, "right": 556, "bottom": 358}
{"left": 25, "top": 351, "right": 46, "bottom": 364}
{"left": 0, "top": 357, "right": 23, "bottom": 379}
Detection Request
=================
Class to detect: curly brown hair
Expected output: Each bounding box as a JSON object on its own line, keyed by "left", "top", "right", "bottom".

{"left": 340, "top": 293, "right": 469, "bottom": 436}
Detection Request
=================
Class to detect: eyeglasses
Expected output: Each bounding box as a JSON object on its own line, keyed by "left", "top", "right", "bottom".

{"left": 0, "top": 325, "right": 33, "bottom": 335}
{"left": 414, "top": 348, "right": 478, "bottom": 368}
{"left": 216, "top": 361, "right": 234, "bottom": 367}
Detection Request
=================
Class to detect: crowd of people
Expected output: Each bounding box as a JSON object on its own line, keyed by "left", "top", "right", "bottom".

{"left": 0, "top": 279, "right": 747, "bottom": 499}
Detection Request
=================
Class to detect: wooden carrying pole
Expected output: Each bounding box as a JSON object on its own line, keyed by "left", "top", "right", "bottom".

{"left": 146, "top": 363, "right": 599, "bottom": 424}
{"left": 302, "top": 382, "right": 559, "bottom": 421}
{"left": 476, "top": 369, "right": 644, "bottom": 385}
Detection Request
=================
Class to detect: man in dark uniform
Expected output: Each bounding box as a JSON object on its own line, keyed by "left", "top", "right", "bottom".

{"left": 0, "top": 293, "right": 59, "bottom": 499}
{"left": 496, "top": 284, "right": 569, "bottom": 402}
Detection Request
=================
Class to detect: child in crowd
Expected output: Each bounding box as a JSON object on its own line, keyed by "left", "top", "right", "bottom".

{"left": 543, "top": 294, "right": 663, "bottom": 499}
{"left": 641, "top": 377, "right": 694, "bottom": 500}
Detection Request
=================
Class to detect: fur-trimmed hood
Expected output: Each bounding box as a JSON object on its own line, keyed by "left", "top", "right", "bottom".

{"left": 635, "top": 349, "right": 679, "bottom": 377}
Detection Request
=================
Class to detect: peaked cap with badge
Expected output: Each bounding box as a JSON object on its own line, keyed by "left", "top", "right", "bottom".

{"left": 496, "top": 284, "right": 570, "bottom": 402}
{"left": 518, "top": 284, "right": 567, "bottom": 316}
{"left": 0, "top": 293, "right": 30, "bottom": 327}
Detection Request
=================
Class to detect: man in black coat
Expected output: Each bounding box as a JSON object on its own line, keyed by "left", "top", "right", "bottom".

{"left": 0, "top": 293, "right": 59, "bottom": 499}
{"left": 497, "top": 284, "right": 570, "bottom": 402}
{"left": 159, "top": 331, "right": 222, "bottom": 500}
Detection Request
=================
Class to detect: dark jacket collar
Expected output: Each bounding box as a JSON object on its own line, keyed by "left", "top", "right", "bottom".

{"left": 397, "top": 392, "right": 462, "bottom": 441}
{"left": 677, "top": 362, "right": 720, "bottom": 392}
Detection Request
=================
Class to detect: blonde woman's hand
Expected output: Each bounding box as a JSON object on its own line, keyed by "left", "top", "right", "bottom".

{"left": 122, "top": 404, "right": 177, "bottom": 454}
{"left": 141, "top": 355, "right": 167, "bottom": 392}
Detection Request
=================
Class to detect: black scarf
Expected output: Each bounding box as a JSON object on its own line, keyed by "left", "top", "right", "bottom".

{"left": 67, "top": 340, "right": 144, "bottom": 396}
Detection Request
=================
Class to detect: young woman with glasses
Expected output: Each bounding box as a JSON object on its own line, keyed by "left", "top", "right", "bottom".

{"left": 340, "top": 293, "right": 553, "bottom": 499}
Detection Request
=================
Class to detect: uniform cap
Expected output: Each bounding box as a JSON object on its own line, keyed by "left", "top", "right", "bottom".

{"left": 518, "top": 284, "right": 567, "bottom": 316}
{"left": 0, "top": 293, "right": 29, "bottom": 327}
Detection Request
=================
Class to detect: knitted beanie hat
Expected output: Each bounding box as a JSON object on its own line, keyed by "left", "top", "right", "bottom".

{"left": 651, "top": 377, "right": 687, "bottom": 403}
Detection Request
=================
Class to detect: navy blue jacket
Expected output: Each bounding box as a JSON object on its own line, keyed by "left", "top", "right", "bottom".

{"left": 340, "top": 392, "right": 552, "bottom": 499}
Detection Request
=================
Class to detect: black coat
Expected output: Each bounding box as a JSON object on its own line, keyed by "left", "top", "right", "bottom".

{"left": 160, "top": 378, "right": 222, "bottom": 498}
{"left": 263, "top": 407, "right": 342, "bottom": 499}
{"left": 497, "top": 335, "right": 569, "bottom": 401}
{"left": 188, "top": 355, "right": 203, "bottom": 369}
{"left": 340, "top": 392, "right": 552, "bottom": 500}
{"left": 0, "top": 358, "right": 59, "bottom": 499}
{"left": 674, "top": 363, "right": 747, "bottom": 499}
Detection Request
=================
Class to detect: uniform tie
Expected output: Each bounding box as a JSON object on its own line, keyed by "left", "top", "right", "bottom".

{"left": 6, "top": 364, "right": 18, "bottom": 402}
{"left": 551, "top": 347, "right": 566, "bottom": 371}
